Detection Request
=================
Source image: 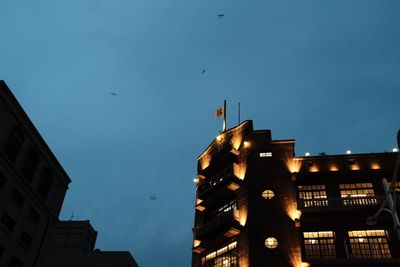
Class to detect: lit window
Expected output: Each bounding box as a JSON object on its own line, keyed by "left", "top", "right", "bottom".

{"left": 205, "top": 200, "right": 237, "bottom": 224}
{"left": 303, "top": 231, "right": 336, "bottom": 261}
{"left": 202, "top": 242, "right": 237, "bottom": 267}
{"left": 262, "top": 190, "right": 275, "bottom": 200}
{"left": 265, "top": 237, "right": 278, "bottom": 249}
{"left": 298, "top": 185, "right": 328, "bottom": 208}
{"left": 339, "top": 183, "right": 377, "bottom": 206}
{"left": 348, "top": 230, "right": 391, "bottom": 259}
{"left": 259, "top": 152, "right": 272, "bottom": 157}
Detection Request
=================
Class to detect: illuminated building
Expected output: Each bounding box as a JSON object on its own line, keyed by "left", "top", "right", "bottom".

{"left": 192, "top": 120, "right": 400, "bottom": 266}
{"left": 0, "top": 81, "right": 138, "bottom": 267}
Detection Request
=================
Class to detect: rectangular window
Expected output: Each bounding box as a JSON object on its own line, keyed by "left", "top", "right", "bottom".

{"left": 1, "top": 213, "right": 16, "bottom": 232}
{"left": 259, "top": 152, "right": 272, "bottom": 157}
{"left": 298, "top": 185, "right": 328, "bottom": 207}
{"left": 8, "top": 256, "right": 23, "bottom": 267}
{"left": 37, "top": 169, "right": 53, "bottom": 200}
{"left": 303, "top": 231, "right": 336, "bottom": 261}
{"left": 206, "top": 199, "right": 237, "bottom": 223}
{"left": 20, "top": 230, "right": 33, "bottom": 247}
{"left": 21, "top": 149, "right": 39, "bottom": 183}
{"left": 3, "top": 127, "right": 24, "bottom": 163}
{"left": 0, "top": 172, "right": 6, "bottom": 191}
{"left": 202, "top": 242, "right": 237, "bottom": 267}
{"left": 340, "top": 183, "right": 377, "bottom": 206}
{"left": 348, "top": 230, "right": 391, "bottom": 259}
{"left": 11, "top": 189, "right": 25, "bottom": 208}
{"left": 27, "top": 207, "right": 40, "bottom": 225}
{"left": 0, "top": 244, "right": 4, "bottom": 261}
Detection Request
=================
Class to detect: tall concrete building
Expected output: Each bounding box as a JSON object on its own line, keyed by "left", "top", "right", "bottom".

{"left": 0, "top": 80, "right": 138, "bottom": 267}
{"left": 192, "top": 120, "right": 400, "bottom": 267}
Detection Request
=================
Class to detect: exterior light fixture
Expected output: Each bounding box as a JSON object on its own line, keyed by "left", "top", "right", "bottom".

{"left": 305, "top": 152, "right": 310, "bottom": 157}
{"left": 216, "top": 135, "right": 223, "bottom": 142}
{"left": 193, "top": 178, "right": 198, "bottom": 183}
{"left": 393, "top": 148, "right": 398, "bottom": 152}
{"left": 243, "top": 141, "right": 250, "bottom": 148}
{"left": 294, "top": 218, "right": 301, "bottom": 228}
{"left": 346, "top": 150, "right": 352, "bottom": 155}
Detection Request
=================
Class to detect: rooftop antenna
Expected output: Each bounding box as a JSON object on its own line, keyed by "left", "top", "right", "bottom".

{"left": 366, "top": 129, "right": 400, "bottom": 240}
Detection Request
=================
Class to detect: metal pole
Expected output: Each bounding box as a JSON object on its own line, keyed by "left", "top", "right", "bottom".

{"left": 223, "top": 100, "right": 226, "bottom": 131}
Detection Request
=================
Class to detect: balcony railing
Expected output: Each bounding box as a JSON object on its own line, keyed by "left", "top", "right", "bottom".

{"left": 195, "top": 209, "right": 239, "bottom": 239}
{"left": 198, "top": 170, "right": 239, "bottom": 198}
{"left": 297, "top": 196, "right": 388, "bottom": 209}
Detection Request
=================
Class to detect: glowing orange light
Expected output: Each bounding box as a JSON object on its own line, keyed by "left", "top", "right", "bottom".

{"left": 234, "top": 162, "right": 247, "bottom": 180}
{"left": 350, "top": 164, "right": 360, "bottom": 171}
{"left": 199, "top": 153, "right": 211, "bottom": 170}
{"left": 193, "top": 239, "right": 201, "bottom": 247}
{"left": 329, "top": 165, "right": 339, "bottom": 171}
{"left": 309, "top": 166, "right": 319, "bottom": 172}
{"left": 284, "top": 157, "right": 302, "bottom": 173}
{"left": 243, "top": 141, "right": 250, "bottom": 148}
{"left": 216, "top": 134, "right": 223, "bottom": 142}
{"left": 238, "top": 205, "right": 248, "bottom": 226}
{"left": 371, "top": 163, "right": 380, "bottom": 170}
{"left": 230, "top": 127, "right": 244, "bottom": 150}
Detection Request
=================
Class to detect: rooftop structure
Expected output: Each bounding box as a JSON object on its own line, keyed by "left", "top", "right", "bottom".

{"left": 192, "top": 120, "right": 400, "bottom": 267}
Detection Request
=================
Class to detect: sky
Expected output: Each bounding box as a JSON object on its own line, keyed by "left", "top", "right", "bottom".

{"left": 1, "top": 0, "right": 400, "bottom": 266}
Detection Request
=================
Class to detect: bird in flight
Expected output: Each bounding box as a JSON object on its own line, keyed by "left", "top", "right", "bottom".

{"left": 150, "top": 195, "right": 157, "bottom": 200}
{"left": 201, "top": 69, "right": 207, "bottom": 74}
{"left": 110, "top": 92, "right": 117, "bottom": 96}
{"left": 218, "top": 14, "right": 225, "bottom": 19}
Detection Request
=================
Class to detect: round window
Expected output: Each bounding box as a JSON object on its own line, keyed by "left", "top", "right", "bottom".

{"left": 262, "top": 190, "right": 275, "bottom": 200}
{"left": 265, "top": 237, "right": 278, "bottom": 249}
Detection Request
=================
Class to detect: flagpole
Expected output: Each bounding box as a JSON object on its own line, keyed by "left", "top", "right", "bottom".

{"left": 223, "top": 100, "right": 226, "bottom": 131}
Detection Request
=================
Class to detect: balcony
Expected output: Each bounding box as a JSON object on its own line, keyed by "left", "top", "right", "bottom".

{"left": 198, "top": 170, "right": 240, "bottom": 199}
{"left": 297, "top": 196, "right": 388, "bottom": 210}
{"left": 194, "top": 209, "right": 240, "bottom": 240}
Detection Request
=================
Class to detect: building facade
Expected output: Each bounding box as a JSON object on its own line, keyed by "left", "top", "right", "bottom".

{"left": 192, "top": 120, "right": 400, "bottom": 267}
{"left": 0, "top": 80, "right": 138, "bottom": 267}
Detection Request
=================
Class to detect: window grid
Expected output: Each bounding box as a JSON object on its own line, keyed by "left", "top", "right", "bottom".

{"left": 340, "top": 183, "right": 377, "bottom": 206}
{"left": 303, "top": 231, "right": 336, "bottom": 261}
{"left": 203, "top": 242, "right": 237, "bottom": 267}
{"left": 298, "top": 185, "right": 328, "bottom": 207}
{"left": 348, "top": 230, "right": 391, "bottom": 259}
{"left": 259, "top": 152, "right": 272, "bottom": 157}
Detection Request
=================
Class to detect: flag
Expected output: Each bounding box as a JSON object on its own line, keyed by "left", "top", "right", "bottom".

{"left": 214, "top": 106, "right": 224, "bottom": 119}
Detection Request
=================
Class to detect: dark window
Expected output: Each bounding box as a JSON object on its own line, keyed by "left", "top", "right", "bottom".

{"left": 21, "top": 149, "right": 39, "bottom": 182}
{"left": 27, "top": 208, "right": 40, "bottom": 224}
{"left": 19, "top": 231, "right": 33, "bottom": 247}
{"left": 37, "top": 169, "right": 52, "bottom": 200}
{"left": 8, "top": 256, "right": 23, "bottom": 267}
{"left": 1, "top": 213, "right": 16, "bottom": 232}
{"left": 11, "top": 189, "right": 25, "bottom": 208}
{"left": 0, "top": 172, "right": 6, "bottom": 189}
{"left": 0, "top": 244, "right": 4, "bottom": 261}
{"left": 3, "top": 127, "right": 24, "bottom": 163}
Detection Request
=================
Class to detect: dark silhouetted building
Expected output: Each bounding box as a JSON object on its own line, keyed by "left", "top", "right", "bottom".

{"left": 192, "top": 120, "right": 400, "bottom": 267}
{"left": 0, "top": 80, "right": 138, "bottom": 267}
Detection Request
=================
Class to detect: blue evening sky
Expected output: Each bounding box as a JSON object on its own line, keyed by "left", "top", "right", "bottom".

{"left": 1, "top": 0, "right": 400, "bottom": 266}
